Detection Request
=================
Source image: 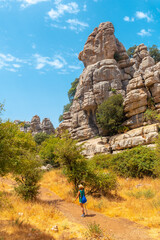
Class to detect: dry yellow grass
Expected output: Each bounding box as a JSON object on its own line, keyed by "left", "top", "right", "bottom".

{"left": 40, "top": 169, "right": 160, "bottom": 239}
{"left": 0, "top": 176, "right": 85, "bottom": 240}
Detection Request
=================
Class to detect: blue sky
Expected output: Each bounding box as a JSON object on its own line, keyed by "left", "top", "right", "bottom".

{"left": 0, "top": 0, "right": 160, "bottom": 128}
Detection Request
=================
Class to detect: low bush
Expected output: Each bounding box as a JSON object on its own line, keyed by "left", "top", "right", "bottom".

{"left": 85, "top": 169, "right": 117, "bottom": 195}
{"left": 107, "top": 146, "right": 157, "bottom": 178}
{"left": 96, "top": 94, "right": 124, "bottom": 135}
{"left": 89, "top": 154, "right": 113, "bottom": 169}
{"left": 15, "top": 167, "right": 42, "bottom": 201}
{"left": 34, "top": 132, "right": 49, "bottom": 145}
{"left": 39, "top": 136, "right": 60, "bottom": 167}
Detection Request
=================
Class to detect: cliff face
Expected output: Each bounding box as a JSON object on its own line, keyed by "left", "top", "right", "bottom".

{"left": 59, "top": 22, "right": 160, "bottom": 140}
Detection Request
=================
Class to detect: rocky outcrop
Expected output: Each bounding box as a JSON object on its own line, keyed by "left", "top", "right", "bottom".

{"left": 59, "top": 22, "right": 160, "bottom": 141}
{"left": 15, "top": 115, "right": 55, "bottom": 135}
{"left": 82, "top": 124, "right": 158, "bottom": 158}
{"left": 30, "top": 115, "right": 55, "bottom": 135}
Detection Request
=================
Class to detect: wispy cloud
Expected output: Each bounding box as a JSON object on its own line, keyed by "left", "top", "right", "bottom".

{"left": 124, "top": 11, "right": 153, "bottom": 23}
{"left": 136, "top": 11, "right": 153, "bottom": 22}
{"left": 48, "top": 1, "right": 79, "bottom": 20}
{"left": 0, "top": 53, "right": 23, "bottom": 72}
{"left": 137, "top": 29, "right": 152, "bottom": 37}
{"left": 123, "top": 16, "right": 134, "bottom": 22}
{"left": 69, "top": 65, "right": 81, "bottom": 70}
{"left": 83, "top": 4, "right": 87, "bottom": 11}
{"left": 20, "top": 0, "right": 49, "bottom": 8}
{"left": 34, "top": 54, "right": 67, "bottom": 70}
{"left": 66, "top": 19, "right": 89, "bottom": 32}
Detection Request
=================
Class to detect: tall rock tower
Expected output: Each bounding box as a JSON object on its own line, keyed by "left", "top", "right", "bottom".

{"left": 59, "top": 22, "right": 160, "bottom": 140}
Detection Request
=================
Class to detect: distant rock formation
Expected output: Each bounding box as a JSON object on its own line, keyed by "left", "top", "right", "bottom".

{"left": 15, "top": 115, "right": 55, "bottom": 135}
{"left": 58, "top": 22, "right": 160, "bottom": 140}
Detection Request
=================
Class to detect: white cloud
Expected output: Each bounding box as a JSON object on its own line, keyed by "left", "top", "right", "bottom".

{"left": 83, "top": 4, "right": 87, "bottom": 11}
{"left": 13, "top": 64, "right": 21, "bottom": 68}
{"left": 66, "top": 19, "right": 89, "bottom": 32}
{"left": 48, "top": 1, "right": 79, "bottom": 20}
{"left": 32, "top": 43, "right": 36, "bottom": 49}
{"left": 137, "top": 29, "right": 152, "bottom": 37}
{"left": 34, "top": 54, "right": 67, "bottom": 70}
{"left": 20, "top": 0, "right": 49, "bottom": 8}
{"left": 0, "top": 53, "right": 22, "bottom": 71}
{"left": 123, "top": 16, "right": 134, "bottom": 22}
{"left": 136, "top": 11, "right": 153, "bottom": 22}
{"left": 69, "top": 65, "right": 81, "bottom": 70}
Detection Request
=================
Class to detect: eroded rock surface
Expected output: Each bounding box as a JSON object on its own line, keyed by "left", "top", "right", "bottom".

{"left": 59, "top": 22, "right": 160, "bottom": 141}
{"left": 82, "top": 124, "right": 158, "bottom": 158}
{"left": 15, "top": 115, "right": 55, "bottom": 135}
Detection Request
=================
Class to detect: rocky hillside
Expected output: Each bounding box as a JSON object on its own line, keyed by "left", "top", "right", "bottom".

{"left": 58, "top": 22, "right": 160, "bottom": 142}
{"left": 14, "top": 115, "right": 55, "bottom": 135}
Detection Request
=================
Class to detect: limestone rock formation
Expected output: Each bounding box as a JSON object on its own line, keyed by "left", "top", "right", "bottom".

{"left": 30, "top": 115, "right": 42, "bottom": 135}
{"left": 31, "top": 115, "right": 55, "bottom": 135}
{"left": 59, "top": 22, "right": 160, "bottom": 141}
{"left": 42, "top": 118, "right": 55, "bottom": 135}
{"left": 82, "top": 124, "right": 158, "bottom": 158}
{"left": 15, "top": 115, "right": 55, "bottom": 136}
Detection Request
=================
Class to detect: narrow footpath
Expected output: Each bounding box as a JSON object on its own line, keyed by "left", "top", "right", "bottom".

{"left": 40, "top": 187, "right": 155, "bottom": 240}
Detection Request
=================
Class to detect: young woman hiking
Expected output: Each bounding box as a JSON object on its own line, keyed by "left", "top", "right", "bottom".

{"left": 75, "top": 184, "right": 86, "bottom": 217}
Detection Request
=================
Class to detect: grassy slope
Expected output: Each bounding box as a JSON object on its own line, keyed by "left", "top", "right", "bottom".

{"left": 40, "top": 169, "right": 160, "bottom": 239}
{"left": 0, "top": 177, "right": 85, "bottom": 240}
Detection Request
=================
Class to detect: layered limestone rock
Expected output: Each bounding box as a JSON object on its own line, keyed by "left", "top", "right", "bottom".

{"left": 15, "top": 115, "right": 55, "bottom": 135}
{"left": 59, "top": 22, "right": 160, "bottom": 141}
{"left": 59, "top": 22, "right": 133, "bottom": 140}
{"left": 31, "top": 115, "right": 55, "bottom": 135}
{"left": 82, "top": 124, "right": 158, "bottom": 158}
{"left": 42, "top": 118, "right": 55, "bottom": 135}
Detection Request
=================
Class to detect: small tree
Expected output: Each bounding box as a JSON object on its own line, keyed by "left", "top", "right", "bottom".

{"left": 55, "top": 132, "right": 85, "bottom": 191}
{"left": 55, "top": 132, "right": 117, "bottom": 195}
{"left": 59, "top": 78, "right": 79, "bottom": 122}
{"left": 0, "top": 121, "right": 42, "bottom": 200}
{"left": 34, "top": 132, "right": 49, "bottom": 145}
{"left": 127, "top": 45, "right": 137, "bottom": 58}
{"left": 39, "top": 136, "right": 60, "bottom": 166}
{"left": 96, "top": 94, "right": 124, "bottom": 135}
{"left": 148, "top": 45, "right": 160, "bottom": 63}
{"left": 68, "top": 78, "right": 79, "bottom": 103}
{"left": 14, "top": 154, "right": 42, "bottom": 201}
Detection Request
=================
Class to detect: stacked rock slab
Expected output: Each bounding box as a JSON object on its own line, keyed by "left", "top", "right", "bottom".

{"left": 59, "top": 22, "right": 160, "bottom": 140}
{"left": 59, "top": 22, "right": 133, "bottom": 140}
{"left": 123, "top": 44, "right": 160, "bottom": 128}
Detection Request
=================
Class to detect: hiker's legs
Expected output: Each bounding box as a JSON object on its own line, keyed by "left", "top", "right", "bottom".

{"left": 80, "top": 203, "right": 84, "bottom": 214}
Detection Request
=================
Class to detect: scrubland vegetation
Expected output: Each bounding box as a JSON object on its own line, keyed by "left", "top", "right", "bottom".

{"left": 1, "top": 103, "right": 160, "bottom": 239}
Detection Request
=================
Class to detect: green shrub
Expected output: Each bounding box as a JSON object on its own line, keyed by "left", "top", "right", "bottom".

{"left": 89, "top": 154, "right": 113, "bottom": 169}
{"left": 107, "top": 146, "right": 157, "bottom": 178}
{"left": 85, "top": 170, "right": 117, "bottom": 195}
{"left": 55, "top": 132, "right": 117, "bottom": 195}
{"left": 15, "top": 167, "right": 42, "bottom": 201}
{"left": 39, "top": 136, "right": 60, "bottom": 167}
{"left": 34, "top": 132, "right": 49, "bottom": 145}
{"left": 96, "top": 94, "right": 124, "bottom": 135}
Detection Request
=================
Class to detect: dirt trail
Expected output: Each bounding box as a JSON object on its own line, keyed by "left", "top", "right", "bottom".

{"left": 40, "top": 187, "right": 155, "bottom": 240}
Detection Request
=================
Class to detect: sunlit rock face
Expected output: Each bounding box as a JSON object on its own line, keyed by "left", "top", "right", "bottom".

{"left": 30, "top": 115, "right": 55, "bottom": 136}
{"left": 58, "top": 22, "right": 160, "bottom": 140}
